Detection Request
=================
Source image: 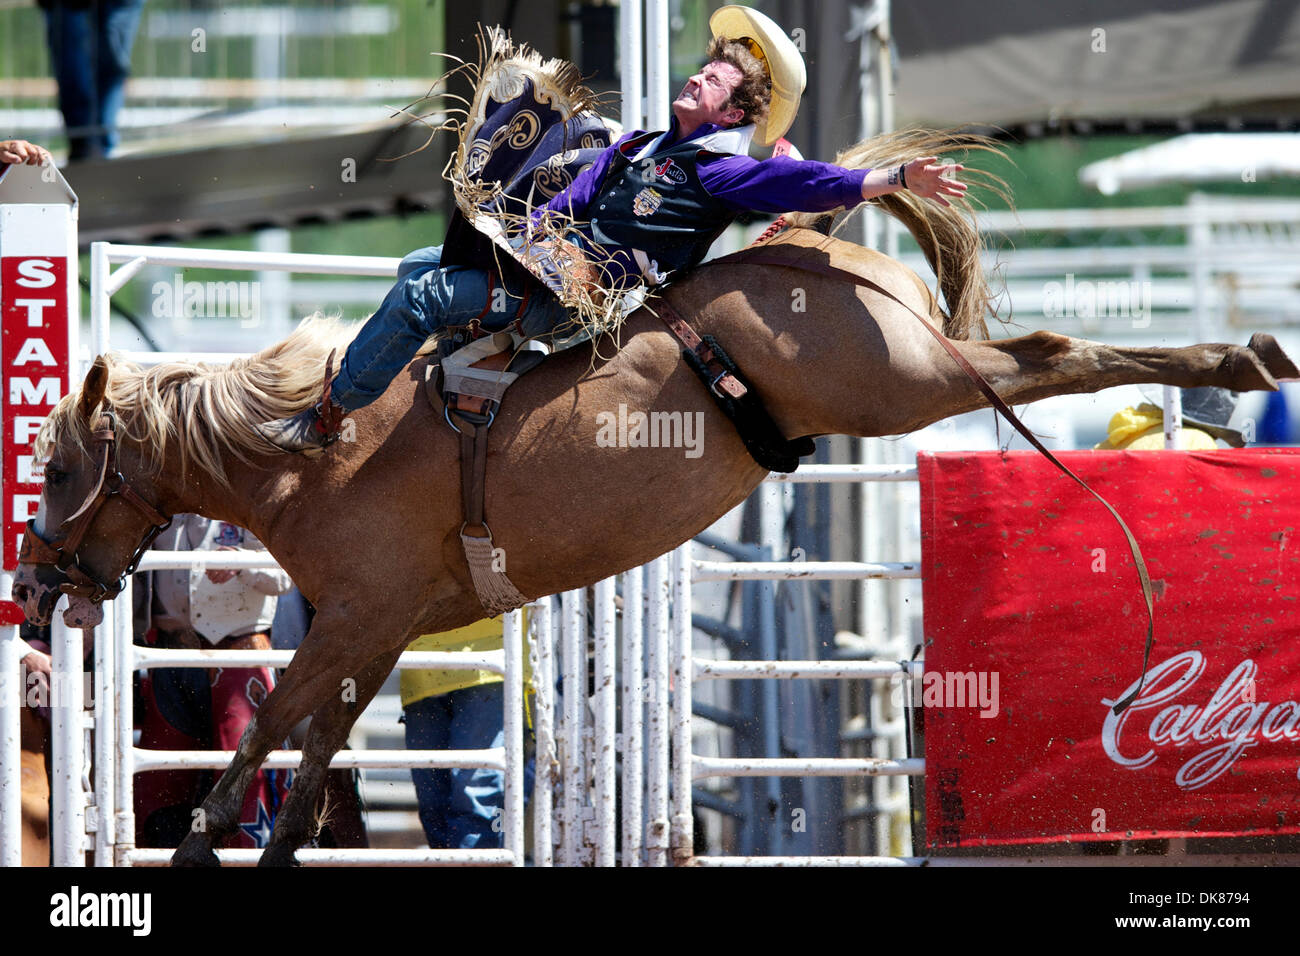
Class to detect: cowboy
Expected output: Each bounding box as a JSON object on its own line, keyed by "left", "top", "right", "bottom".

{"left": 258, "top": 6, "right": 967, "bottom": 454}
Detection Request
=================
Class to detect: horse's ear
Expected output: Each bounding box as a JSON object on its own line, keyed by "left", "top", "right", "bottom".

{"left": 77, "top": 356, "right": 110, "bottom": 420}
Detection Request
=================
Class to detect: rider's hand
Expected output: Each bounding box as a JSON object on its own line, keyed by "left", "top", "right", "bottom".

{"left": 902, "top": 156, "right": 967, "bottom": 207}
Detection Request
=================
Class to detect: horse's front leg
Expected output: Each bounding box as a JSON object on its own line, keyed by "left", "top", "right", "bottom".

{"left": 171, "top": 609, "right": 389, "bottom": 867}
{"left": 169, "top": 710, "right": 295, "bottom": 867}
{"left": 257, "top": 644, "right": 406, "bottom": 867}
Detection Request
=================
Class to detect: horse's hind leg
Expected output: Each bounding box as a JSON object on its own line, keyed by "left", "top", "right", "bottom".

{"left": 894, "top": 330, "right": 1299, "bottom": 431}
{"left": 257, "top": 644, "right": 405, "bottom": 867}
{"left": 170, "top": 611, "right": 392, "bottom": 867}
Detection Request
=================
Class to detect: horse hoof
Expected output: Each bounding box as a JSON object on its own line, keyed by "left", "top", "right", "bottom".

{"left": 1226, "top": 345, "right": 1278, "bottom": 393}
{"left": 1249, "top": 333, "right": 1300, "bottom": 383}
{"left": 171, "top": 842, "right": 221, "bottom": 868}
{"left": 257, "top": 845, "right": 302, "bottom": 868}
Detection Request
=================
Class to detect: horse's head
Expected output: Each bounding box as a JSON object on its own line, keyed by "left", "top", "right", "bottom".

{"left": 12, "top": 356, "right": 172, "bottom": 628}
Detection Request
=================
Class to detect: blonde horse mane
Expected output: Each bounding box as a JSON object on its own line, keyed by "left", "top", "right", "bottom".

{"left": 782, "top": 127, "right": 1012, "bottom": 342}
{"left": 35, "top": 314, "right": 359, "bottom": 488}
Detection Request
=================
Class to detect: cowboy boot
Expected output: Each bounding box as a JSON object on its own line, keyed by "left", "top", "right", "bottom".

{"left": 256, "top": 395, "right": 346, "bottom": 455}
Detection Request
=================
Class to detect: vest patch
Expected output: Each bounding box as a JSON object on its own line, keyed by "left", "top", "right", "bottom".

{"left": 655, "top": 157, "right": 688, "bottom": 184}
{"left": 632, "top": 187, "right": 664, "bottom": 217}
{"left": 214, "top": 522, "right": 243, "bottom": 546}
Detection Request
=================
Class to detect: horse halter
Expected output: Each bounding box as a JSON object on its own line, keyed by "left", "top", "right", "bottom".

{"left": 18, "top": 409, "right": 172, "bottom": 605}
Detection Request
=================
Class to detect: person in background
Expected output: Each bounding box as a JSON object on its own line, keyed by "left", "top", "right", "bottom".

{"left": 13, "top": 621, "right": 58, "bottom": 865}
{"left": 133, "top": 514, "right": 293, "bottom": 849}
{"left": 402, "top": 615, "right": 532, "bottom": 849}
{"left": 1095, "top": 387, "right": 1243, "bottom": 450}
{"left": 37, "top": 0, "right": 146, "bottom": 161}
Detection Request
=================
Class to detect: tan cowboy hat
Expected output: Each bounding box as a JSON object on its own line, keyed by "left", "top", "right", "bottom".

{"left": 709, "top": 4, "right": 806, "bottom": 146}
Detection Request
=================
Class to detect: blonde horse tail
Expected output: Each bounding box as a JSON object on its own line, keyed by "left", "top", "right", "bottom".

{"left": 782, "top": 127, "right": 1012, "bottom": 342}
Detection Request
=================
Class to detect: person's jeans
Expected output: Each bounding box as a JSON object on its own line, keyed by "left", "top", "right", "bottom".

{"left": 404, "top": 683, "right": 523, "bottom": 850}
{"left": 331, "top": 245, "right": 569, "bottom": 412}
{"left": 42, "top": 0, "right": 145, "bottom": 160}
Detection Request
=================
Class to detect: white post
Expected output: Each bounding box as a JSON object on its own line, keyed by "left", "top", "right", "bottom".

{"left": 593, "top": 577, "right": 617, "bottom": 866}
{"left": 50, "top": 618, "right": 86, "bottom": 866}
{"left": 561, "top": 588, "right": 586, "bottom": 865}
{"left": 529, "top": 599, "right": 554, "bottom": 865}
{"left": 1163, "top": 387, "right": 1183, "bottom": 449}
{"left": 621, "top": 566, "right": 644, "bottom": 866}
{"left": 645, "top": 555, "right": 670, "bottom": 865}
{"left": 503, "top": 608, "right": 524, "bottom": 865}
{"left": 759, "top": 481, "right": 785, "bottom": 856}
{"left": 876, "top": 1, "right": 898, "bottom": 260}
{"left": 869, "top": 661, "right": 890, "bottom": 854}
{"left": 92, "top": 614, "right": 115, "bottom": 867}
{"left": 91, "top": 241, "right": 112, "bottom": 360}
{"left": 0, "top": 622, "right": 22, "bottom": 866}
{"left": 256, "top": 228, "right": 293, "bottom": 337}
{"left": 645, "top": 0, "right": 670, "bottom": 130}
{"left": 670, "top": 543, "right": 693, "bottom": 864}
{"left": 1, "top": 165, "right": 80, "bottom": 866}
{"left": 114, "top": 577, "right": 136, "bottom": 865}
{"left": 619, "top": 0, "right": 644, "bottom": 132}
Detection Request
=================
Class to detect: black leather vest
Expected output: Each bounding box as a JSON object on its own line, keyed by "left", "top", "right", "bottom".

{"left": 587, "top": 130, "right": 740, "bottom": 275}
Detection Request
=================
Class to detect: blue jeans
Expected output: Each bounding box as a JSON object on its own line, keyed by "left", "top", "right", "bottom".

{"left": 42, "top": 0, "right": 144, "bottom": 160}
{"left": 404, "top": 683, "right": 533, "bottom": 850}
{"left": 332, "top": 245, "right": 569, "bottom": 412}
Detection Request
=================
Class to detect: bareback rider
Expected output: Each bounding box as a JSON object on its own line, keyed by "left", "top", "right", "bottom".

{"left": 257, "top": 6, "right": 967, "bottom": 454}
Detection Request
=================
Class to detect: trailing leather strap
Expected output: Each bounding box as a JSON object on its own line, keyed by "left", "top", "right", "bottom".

{"left": 317, "top": 349, "right": 346, "bottom": 439}
{"left": 727, "top": 248, "right": 1156, "bottom": 715}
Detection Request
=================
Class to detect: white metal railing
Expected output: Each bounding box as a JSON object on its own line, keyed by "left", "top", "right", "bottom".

{"left": 532, "top": 463, "right": 930, "bottom": 866}
{"left": 667, "top": 463, "right": 929, "bottom": 866}
{"left": 939, "top": 195, "right": 1300, "bottom": 342}
{"left": 103, "top": 572, "right": 527, "bottom": 868}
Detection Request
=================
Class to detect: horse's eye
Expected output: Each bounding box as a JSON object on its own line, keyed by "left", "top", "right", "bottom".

{"left": 44, "top": 467, "right": 67, "bottom": 488}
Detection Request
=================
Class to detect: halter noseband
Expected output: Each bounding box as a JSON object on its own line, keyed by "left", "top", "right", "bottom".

{"left": 18, "top": 410, "right": 173, "bottom": 604}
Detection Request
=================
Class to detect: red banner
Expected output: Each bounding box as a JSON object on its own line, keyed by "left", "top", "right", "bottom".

{"left": 919, "top": 449, "right": 1300, "bottom": 848}
{"left": 1, "top": 255, "right": 69, "bottom": 573}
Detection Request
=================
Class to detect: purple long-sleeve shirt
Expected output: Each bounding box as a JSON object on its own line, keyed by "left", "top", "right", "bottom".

{"left": 537, "top": 117, "right": 869, "bottom": 286}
